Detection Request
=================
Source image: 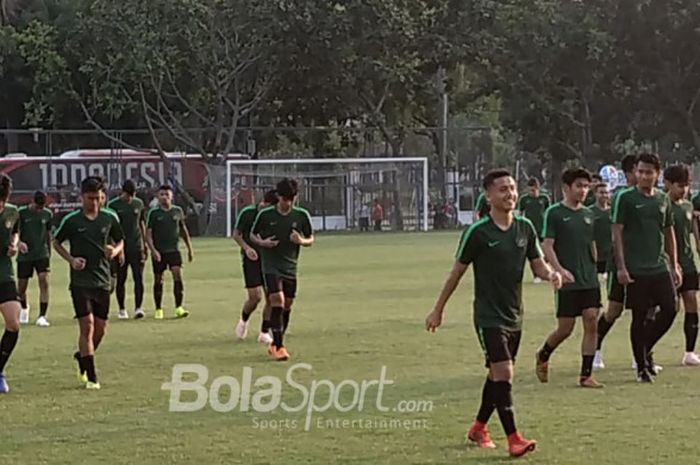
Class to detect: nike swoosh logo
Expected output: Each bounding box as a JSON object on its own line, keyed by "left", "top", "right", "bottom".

{"left": 563, "top": 217, "right": 572, "bottom": 222}
{"left": 488, "top": 241, "right": 499, "bottom": 247}
{"left": 635, "top": 204, "right": 645, "bottom": 209}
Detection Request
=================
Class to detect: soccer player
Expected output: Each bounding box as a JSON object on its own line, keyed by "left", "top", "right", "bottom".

{"left": 251, "top": 178, "right": 314, "bottom": 361}
{"left": 518, "top": 178, "right": 549, "bottom": 284}
{"left": 0, "top": 175, "right": 22, "bottom": 393}
{"left": 53, "top": 177, "right": 124, "bottom": 390}
{"left": 233, "top": 189, "right": 278, "bottom": 344}
{"left": 664, "top": 164, "right": 700, "bottom": 366}
{"left": 591, "top": 182, "right": 611, "bottom": 277}
{"left": 594, "top": 154, "right": 638, "bottom": 369}
{"left": 535, "top": 168, "right": 603, "bottom": 388}
{"left": 146, "top": 185, "right": 194, "bottom": 320}
{"left": 424, "top": 169, "right": 562, "bottom": 458}
{"left": 17, "top": 190, "right": 53, "bottom": 327}
{"left": 613, "top": 153, "right": 680, "bottom": 382}
{"left": 474, "top": 191, "right": 490, "bottom": 220}
{"left": 108, "top": 180, "right": 147, "bottom": 320}
{"left": 584, "top": 174, "right": 602, "bottom": 207}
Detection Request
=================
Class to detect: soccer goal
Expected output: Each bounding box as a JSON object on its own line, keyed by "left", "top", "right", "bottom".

{"left": 225, "top": 157, "right": 429, "bottom": 236}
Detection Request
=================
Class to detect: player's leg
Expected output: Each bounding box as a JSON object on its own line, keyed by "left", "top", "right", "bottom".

{"left": 645, "top": 272, "right": 678, "bottom": 373}
{"left": 36, "top": 258, "right": 51, "bottom": 326}
{"left": 116, "top": 259, "right": 129, "bottom": 319}
{"left": 467, "top": 327, "right": 498, "bottom": 449}
{"left": 535, "top": 317, "right": 574, "bottom": 383}
{"left": 281, "top": 277, "right": 297, "bottom": 334}
{"left": 679, "top": 272, "right": 700, "bottom": 365}
{"left": 152, "top": 255, "right": 166, "bottom": 320}
{"left": 627, "top": 279, "right": 653, "bottom": 382}
{"left": 132, "top": 256, "right": 146, "bottom": 319}
{"left": 236, "top": 286, "right": 262, "bottom": 339}
{"left": 0, "top": 285, "right": 21, "bottom": 393}
{"left": 171, "top": 265, "right": 188, "bottom": 319}
{"left": 258, "top": 293, "right": 273, "bottom": 344}
{"left": 265, "top": 274, "right": 289, "bottom": 361}
{"left": 594, "top": 273, "right": 625, "bottom": 368}
{"left": 71, "top": 288, "right": 99, "bottom": 388}
{"left": 16, "top": 261, "right": 31, "bottom": 324}
{"left": 580, "top": 307, "right": 603, "bottom": 388}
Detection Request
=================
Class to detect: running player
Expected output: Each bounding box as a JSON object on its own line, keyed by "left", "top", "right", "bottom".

{"left": 234, "top": 189, "right": 278, "bottom": 344}
{"left": 146, "top": 185, "right": 194, "bottom": 320}
{"left": 474, "top": 191, "right": 490, "bottom": 220}
{"left": 17, "top": 191, "right": 53, "bottom": 327}
{"left": 425, "top": 169, "right": 562, "bottom": 458}
{"left": 664, "top": 164, "right": 700, "bottom": 366}
{"left": 594, "top": 154, "right": 638, "bottom": 369}
{"left": 108, "top": 180, "right": 147, "bottom": 320}
{"left": 613, "top": 153, "right": 680, "bottom": 382}
{"left": 590, "top": 182, "right": 611, "bottom": 277}
{"left": 251, "top": 178, "right": 314, "bottom": 361}
{"left": 0, "top": 175, "right": 22, "bottom": 393}
{"left": 53, "top": 176, "right": 124, "bottom": 390}
{"left": 535, "top": 168, "right": 603, "bottom": 388}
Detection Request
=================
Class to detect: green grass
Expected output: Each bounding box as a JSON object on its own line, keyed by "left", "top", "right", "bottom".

{"left": 1, "top": 232, "right": 698, "bottom": 464}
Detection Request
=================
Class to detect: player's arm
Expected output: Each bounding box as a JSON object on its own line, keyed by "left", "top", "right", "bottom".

{"left": 7, "top": 219, "right": 19, "bottom": 257}
{"left": 52, "top": 216, "right": 85, "bottom": 270}
{"left": 611, "top": 191, "right": 633, "bottom": 284}
{"left": 46, "top": 212, "right": 53, "bottom": 257}
{"left": 663, "top": 199, "right": 681, "bottom": 286}
{"left": 693, "top": 214, "right": 700, "bottom": 254}
{"left": 139, "top": 209, "right": 148, "bottom": 258}
{"left": 233, "top": 210, "right": 255, "bottom": 253}
{"left": 179, "top": 214, "right": 194, "bottom": 262}
{"left": 291, "top": 209, "right": 314, "bottom": 247}
{"left": 144, "top": 208, "right": 159, "bottom": 259}
{"left": 250, "top": 211, "right": 279, "bottom": 248}
{"left": 591, "top": 240, "right": 598, "bottom": 265}
{"left": 105, "top": 213, "right": 125, "bottom": 259}
{"left": 525, "top": 218, "right": 562, "bottom": 287}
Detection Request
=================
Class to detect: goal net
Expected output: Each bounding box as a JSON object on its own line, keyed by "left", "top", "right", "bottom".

{"left": 225, "top": 158, "right": 429, "bottom": 236}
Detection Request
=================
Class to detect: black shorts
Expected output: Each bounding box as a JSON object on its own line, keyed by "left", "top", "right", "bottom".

{"left": 607, "top": 270, "right": 627, "bottom": 305}
{"left": 121, "top": 251, "right": 145, "bottom": 271}
{"left": 556, "top": 288, "right": 602, "bottom": 318}
{"left": 242, "top": 257, "right": 264, "bottom": 289}
{"left": 627, "top": 272, "right": 676, "bottom": 311}
{"left": 476, "top": 327, "right": 522, "bottom": 367}
{"left": 678, "top": 271, "right": 699, "bottom": 293}
{"left": 152, "top": 251, "right": 183, "bottom": 275}
{"left": 264, "top": 273, "right": 297, "bottom": 299}
{"left": 17, "top": 258, "right": 50, "bottom": 279}
{"left": 596, "top": 261, "right": 607, "bottom": 274}
{"left": 0, "top": 281, "right": 19, "bottom": 304}
{"left": 70, "top": 287, "right": 110, "bottom": 320}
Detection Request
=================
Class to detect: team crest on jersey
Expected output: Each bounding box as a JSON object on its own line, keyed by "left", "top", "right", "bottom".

{"left": 584, "top": 216, "right": 592, "bottom": 225}
{"left": 101, "top": 227, "right": 108, "bottom": 234}
{"left": 516, "top": 236, "right": 527, "bottom": 247}
{"left": 4, "top": 220, "right": 12, "bottom": 229}
{"left": 687, "top": 212, "right": 693, "bottom": 221}
{"left": 660, "top": 205, "right": 667, "bottom": 215}
{"left": 292, "top": 222, "right": 298, "bottom": 228}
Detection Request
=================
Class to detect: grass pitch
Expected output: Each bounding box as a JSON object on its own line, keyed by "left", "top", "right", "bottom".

{"left": 1, "top": 232, "right": 698, "bottom": 464}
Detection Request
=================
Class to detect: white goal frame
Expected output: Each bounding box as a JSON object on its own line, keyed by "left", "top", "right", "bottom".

{"left": 226, "top": 157, "right": 429, "bottom": 236}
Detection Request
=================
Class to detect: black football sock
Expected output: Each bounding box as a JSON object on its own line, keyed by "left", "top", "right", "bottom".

{"left": 596, "top": 316, "right": 615, "bottom": 350}
{"left": 261, "top": 319, "right": 270, "bottom": 333}
{"left": 475, "top": 378, "right": 495, "bottom": 424}
{"left": 271, "top": 306, "right": 284, "bottom": 347}
{"left": 154, "top": 282, "right": 163, "bottom": 309}
{"left": 630, "top": 307, "right": 647, "bottom": 373}
{"left": 73, "top": 351, "right": 86, "bottom": 375}
{"left": 0, "top": 330, "right": 19, "bottom": 373}
{"left": 283, "top": 310, "right": 291, "bottom": 333}
{"left": 174, "top": 280, "right": 184, "bottom": 307}
{"left": 39, "top": 301, "right": 48, "bottom": 317}
{"left": 685, "top": 313, "right": 699, "bottom": 352}
{"left": 20, "top": 298, "right": 27, "bottom": 309}
{"left": 580, "top": 355, "right": 594, "bottom": 378}
{"left": 116, "top": 272, "right": 127, "bottom": 310}
{"left": 537, "top": 342, "right": 554, "bottom": 362}
{"left": 646, "top": 303, "right": 677, "bottom": 352}
{"left": 133, "top": 263, "right": 145, "bottom": 308}
{"left": 82, "top": 355, "right": 97, "bottom": 383}
{"left": 492, "top": 381, "right": 517, "bottom": 436}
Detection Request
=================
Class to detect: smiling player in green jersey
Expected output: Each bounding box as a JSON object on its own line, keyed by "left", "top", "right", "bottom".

{"left": 0, "top": 175, "right": 23, "bottom": 393}
{"left": 16, "top": 190, "right": 52, "bottom": 327}
{"left": 590, "top": 182, "right": 611, "bottom": 276}
{"left": 517, "top": 177, "right": 550, "bottom": 240}
{"left": 108, "top": 180, "right": 147, "bottom": 320}
{"left": 53, "top": 176, "right": 124, "bottom": 390}
{"left": 425, "top": 169, "right": 562, "bottom": 458}
{"left": 613, "top": 153, "right": 680, "bottom": 383}
{"left": 664, "top": 164, "right": 700, "bottom": 366}
{"left": 535, "top": 168, "right": 603, "bottom": 388}
{"left": 251, "top": 178, "right": 314, "bottom": 362}
{"left": 146, "top": 185, "right": 194, "bottom": 320}
{"left": 233, "top": 189, "right": 278, "bottom": 345}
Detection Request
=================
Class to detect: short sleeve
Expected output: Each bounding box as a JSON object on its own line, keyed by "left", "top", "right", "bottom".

{"left": 543, "top": 195, "right": 551, "bottom": 208}
{"left": 54, "top": 215, "right": 72, "bottom": 243}
{"left": 612, "top": 190, "right": 628, "bottom": 225}
{"left": 45, "top": 210, "right": 53, "bottom": 231}
{"left": 455, "top": 224, "right": 481, "bottom": 265}
{"left": 693, "top": 194, "right": 700, "bottom": 212}
{"left": 664, "top": 196, "right": 673, "bottom": 228}
{"left": 146, "top": 208, "right": 156, "bottom": 228}
{"left": 541, "top": 206, "right": 557, "bottom": 239}
{"left": 299, "top": 209, "right": 313, "bottom": 236}
{"left": 475, "top": 193, "right": 484, "bottom": 211}
{"left": 525, "top": 220, "right": 544, "bottom": 260}
{"left": 251, "top": 210, "right": 265, "bottom": 235}
{"left": 11, "top": 215, "right": 18, "bottom": 235}
{"left": 109, "top": 214, "right": 124, "bottom": 242}
{"left": 235, "top": 208, "right": 252, "bottom": 233}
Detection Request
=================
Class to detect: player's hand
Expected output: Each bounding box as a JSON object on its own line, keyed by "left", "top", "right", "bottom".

{"left": 617, "top": 269, "right": 634, "bottom": 285}
{"left": 187, "top": 249, "right": 194, "bottom": 263}
{"left": 71, "top": 257, "right": 86, "bottom": 270}
{"left": 104, "top": 244, "right": 119, "bottom": 259}
{"left": 290, "top": 230, "right": 304, "bottom": 245}
{"left": 673, "top": 264, "right": 683, "bottom": 288}
{"left": 6, "top": 244, "right": 18, "bottom": 257}
{"left": 143, "top": 247, "right": 149, "bottom": 261}
{"left": 153, "top": 251, "right": 162, "bottom": 263}
{"left": 559, "top": 268, "right": 575, "bottom": 284}
{"left": 245, "top": 247, "right": 258, "bottom": 261}
{"left": 548, "top": 271, "right": 564, "bottom": 290}
{"left": 18, "top": 241, "right": 28, "bottom": 254}
{"left": 425, "top": 309, "right": 443, "bottom": 333}
{"left": 118, "top": 252, "right": 126, "bottom": 265}
{"left": 259, "top": 236, "right": 279, "bottom": 249}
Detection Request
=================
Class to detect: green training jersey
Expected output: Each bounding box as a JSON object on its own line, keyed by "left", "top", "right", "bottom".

{"left": 251, "top": 206, "right": 313, "bottom": 278}
{"left": 474, "top": 192, "right": 490, "bottom": 219}
{"left": 671, "top": 199, "right": 696, "bottom": 274}
{"left": 692, "top": 192, "right": 700, "bottom": 212}
{"left": 584, "top": 190, "right": 596, "bottom": 207}
{"left": 518, "top": 194, "right": 550, "bottom": 237}
{"left": 146, "top": 205, "right": 185, "bottom": 254}
{"left": 17, "top": 205, "right": 52, "bottom": 262}
{"left": 607, "top": 187, "right": 634, "bottom": 271}
{"left": 0, "top": 205, "right": 19, "bottom": 283}
{"left": 590, "top": 205, "right": 612, "bottom": 265}
{"left": 107, "top": 196, "right": 145, "bottom": 256}
{"left": 54, "top": 209, "right": 124, "bottom": 290}
{"left": 234, "top": 205, "right": 259, "bottom": 253}
{"left": 542, "top": 203, "right": 598, "bottom": 291}
{"left": 456, "top": 215, "right": 543, "bottom": 331}
{"left": 612, "top": 188, "right": 673, "bottom": 276}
